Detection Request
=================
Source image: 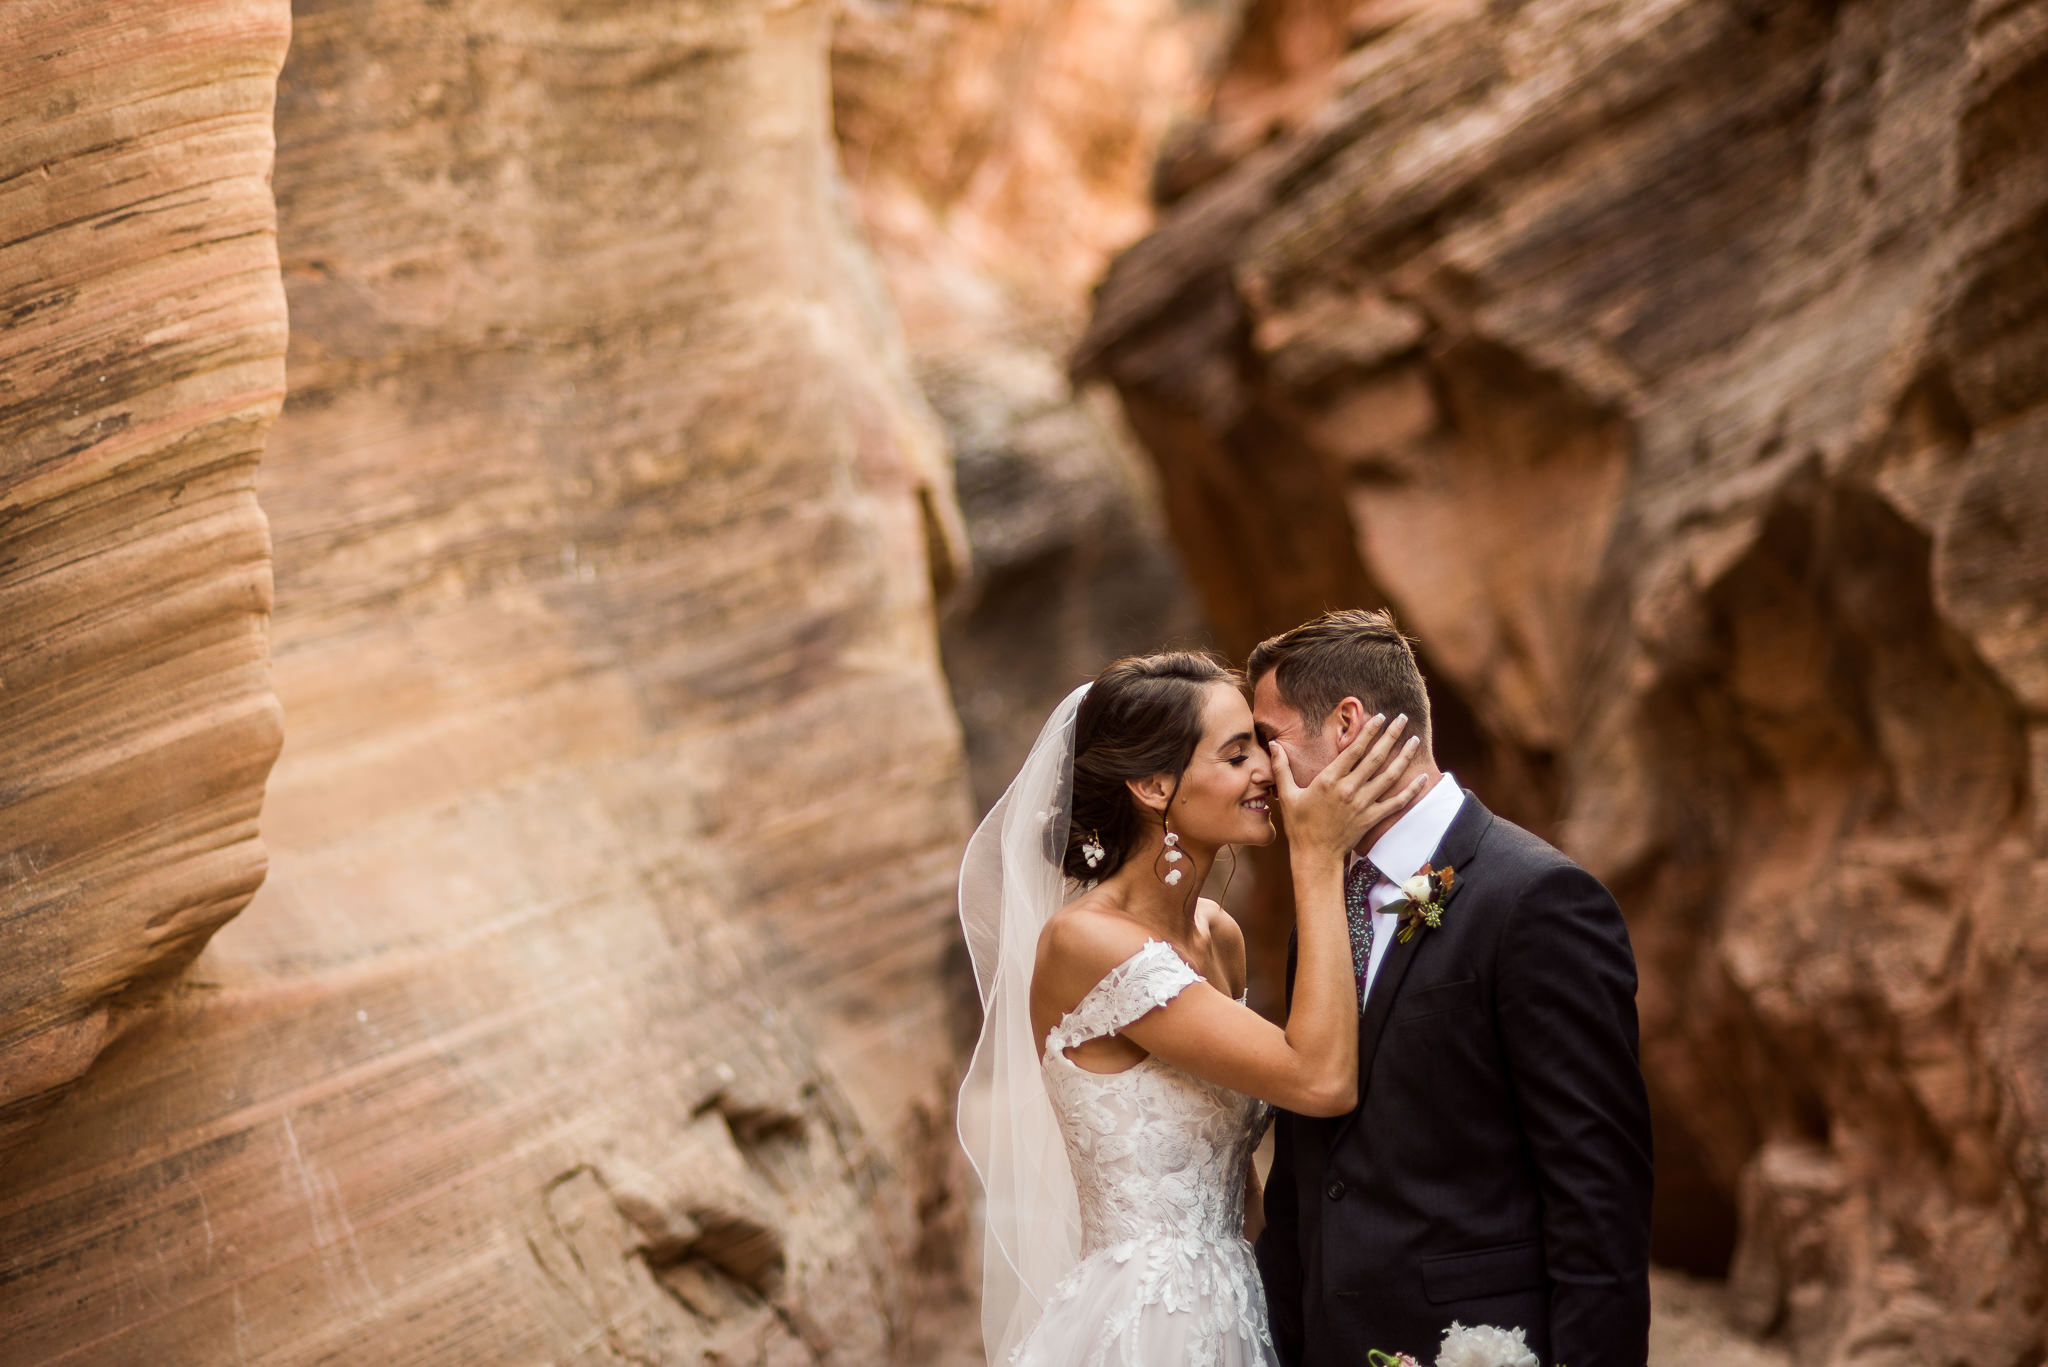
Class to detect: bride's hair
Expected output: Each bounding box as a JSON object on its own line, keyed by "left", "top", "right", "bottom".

{"left": 1061, "top": 651, "right": 1240, "bottom": 881}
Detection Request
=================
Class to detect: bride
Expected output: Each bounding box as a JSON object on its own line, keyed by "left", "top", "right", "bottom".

{"left": 958, "top": 652, "right": 1423, "bottom": 1367}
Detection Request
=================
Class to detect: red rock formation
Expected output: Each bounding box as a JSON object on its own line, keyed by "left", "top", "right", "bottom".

{"left": 1079, "top": 1, "right": 2048, "bottom": 1362}
{"left": 0, "top": 0, "right": 289, "bottom": 1154}
{"left": 1, "top": 1, "right": 975, "bottom": 1363}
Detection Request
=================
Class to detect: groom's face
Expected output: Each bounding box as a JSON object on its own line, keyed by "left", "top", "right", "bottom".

{"left": 1251, "top": 672, "right": 1340, "bottom": 784}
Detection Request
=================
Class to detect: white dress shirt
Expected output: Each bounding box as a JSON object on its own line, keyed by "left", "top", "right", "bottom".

{"left": 1349, "top": 771, "right": 1465, "bottom": 1000}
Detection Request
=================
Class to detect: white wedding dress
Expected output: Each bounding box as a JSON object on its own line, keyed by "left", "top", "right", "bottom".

{"left": 1012, "top": 938, "right": 1278, "bottom": 1367}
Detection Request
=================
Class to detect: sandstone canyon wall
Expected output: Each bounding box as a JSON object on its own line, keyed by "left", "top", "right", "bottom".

{"left": 1079, "top": 1, "right": 2048, "bottom": 1363}
{"left": 1, "top": 2, "right": 976, "bottom": 1363}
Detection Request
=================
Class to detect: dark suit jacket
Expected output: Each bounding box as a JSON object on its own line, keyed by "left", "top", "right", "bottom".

{"left": 1254, "top": 792, "right": 1652, "bottom": 1367}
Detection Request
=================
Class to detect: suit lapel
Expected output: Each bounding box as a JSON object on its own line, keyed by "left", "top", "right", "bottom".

{"left": 1332, "top": 790, "right": 1494, "bottom": 1147}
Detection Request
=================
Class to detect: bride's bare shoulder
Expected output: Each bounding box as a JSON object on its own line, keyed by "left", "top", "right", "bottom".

{"left": 1033, "top": 899, "right": 1152, "bottom": 1003}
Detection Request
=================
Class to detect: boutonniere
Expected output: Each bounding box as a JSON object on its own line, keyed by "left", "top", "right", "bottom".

{"left": 1390, "top": 863, "right": 1455, "bottom": 943}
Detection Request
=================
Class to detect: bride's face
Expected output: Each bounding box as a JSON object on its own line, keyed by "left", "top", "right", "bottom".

{"left": 1163, "top": 682, "right": 1276, "bottom": 849}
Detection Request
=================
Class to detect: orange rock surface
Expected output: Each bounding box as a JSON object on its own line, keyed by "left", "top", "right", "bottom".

{"left": 1, "top": 2, "right": 974, "bottom": 1363}
{"left": 0, "top": 0, "right": 289, "bottom": 1155}
{"left": 835, "top": 0, "right": 1228, "bottom": 336}
{"left": 1080, "top": 1, "right": 2048, "bottom": 1362}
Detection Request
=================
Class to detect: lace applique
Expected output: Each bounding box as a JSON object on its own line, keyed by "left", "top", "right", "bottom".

{"left": 1018, "top": 940, "right": 1276, "bottom": 1367}
{"left": 1044, "top": 939, "right": 1202, "bottom": 1060}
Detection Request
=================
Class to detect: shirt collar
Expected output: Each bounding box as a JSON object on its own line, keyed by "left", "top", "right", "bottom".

{"left": 1361, "top": 772, "right": 1464, "bottom": 884}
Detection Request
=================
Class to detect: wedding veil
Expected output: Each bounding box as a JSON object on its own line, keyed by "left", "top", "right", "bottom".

{"left": 957, "top": 683, "right": 1089, "bottom": 1365}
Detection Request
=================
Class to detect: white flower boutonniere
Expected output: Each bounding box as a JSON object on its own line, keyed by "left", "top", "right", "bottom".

{"left": 1390, "top": 862, "right": 1455, "bottom": 944}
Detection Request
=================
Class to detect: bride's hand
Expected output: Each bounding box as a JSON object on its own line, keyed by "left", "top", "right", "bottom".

{"left": 1270, "top": 715, "right": 1426, "bottom": 860}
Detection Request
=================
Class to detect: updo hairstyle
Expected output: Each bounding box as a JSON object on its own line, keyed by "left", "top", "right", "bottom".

{"left": 1061, "top": 652, "right": 1241, "bottom": 882}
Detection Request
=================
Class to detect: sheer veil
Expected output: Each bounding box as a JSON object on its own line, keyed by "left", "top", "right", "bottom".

{"left": 957, "top": 683, "right": 1089, "bottom": 1366}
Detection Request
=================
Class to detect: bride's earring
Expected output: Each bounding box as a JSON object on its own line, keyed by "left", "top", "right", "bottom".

{"left": 1161, "top": 822, "right": 1184, "bottom": 886}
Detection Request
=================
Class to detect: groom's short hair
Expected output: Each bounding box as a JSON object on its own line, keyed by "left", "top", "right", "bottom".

{"left": 1247, "top": 608, "right": 1432, "bottom": 748}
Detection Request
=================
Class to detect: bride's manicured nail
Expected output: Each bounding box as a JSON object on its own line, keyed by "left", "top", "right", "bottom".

{"left": 1372, "top": 713, "right": 1385, "bottom": 723}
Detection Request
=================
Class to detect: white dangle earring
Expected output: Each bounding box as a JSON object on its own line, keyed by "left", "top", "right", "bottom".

{"left": 1161, "top": 823, "right": 1184, "bottom": 886}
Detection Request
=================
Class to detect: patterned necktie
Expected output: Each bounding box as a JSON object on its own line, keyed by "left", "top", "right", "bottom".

{"left": 1344, "top": 857, "right": 1382, "bottom": 1008}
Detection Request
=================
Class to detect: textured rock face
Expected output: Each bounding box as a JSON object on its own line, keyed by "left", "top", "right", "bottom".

{"left": 0, "top": 1, "right": 289, "bottom": 1153}
{"left": 1, "top": 2, "right": 975, "bottom": 1363}
{"left": 835, "top": 0, "right": 1228, "bottom": 335}
{"left": 1080, "top": 1, "right": 2048, "bottom": 1362}
{"left": 834, "top": 0, "right": 1224, "bottom": 813}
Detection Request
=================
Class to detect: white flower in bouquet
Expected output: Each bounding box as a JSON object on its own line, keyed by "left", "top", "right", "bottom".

{"left": 1400, "top": 873, "right": 1434, "bottom": 902}
{"left": 1434, "top": 1321, "right": 1540, "bottom": 1367}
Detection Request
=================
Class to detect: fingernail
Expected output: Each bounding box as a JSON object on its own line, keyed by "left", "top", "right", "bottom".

{"left": 1372, "top": 713, "right": 1385, "bottom": 723}
{"left": 1406, "top": 737, "right": 1420, "bottom": 750}
{"left": 1396, "top": 713, "right": 1408, "bottom": 723}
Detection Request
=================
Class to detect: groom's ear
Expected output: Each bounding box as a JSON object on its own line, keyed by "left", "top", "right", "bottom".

{"left": 1125, "top": 773, "right": 1174, "bottom": 816}
{"left": 1328, "top": 696, "right": 1367, "bottom": 745}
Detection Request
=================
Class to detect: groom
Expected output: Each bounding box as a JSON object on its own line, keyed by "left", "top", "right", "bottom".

{"left": 1249, "top": 610, "right": 1653, "bottom": 1367}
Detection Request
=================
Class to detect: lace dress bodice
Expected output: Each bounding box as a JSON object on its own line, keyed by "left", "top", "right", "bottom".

{"left": 1019, "top": 939, "right": 1275, "bottom": 1367}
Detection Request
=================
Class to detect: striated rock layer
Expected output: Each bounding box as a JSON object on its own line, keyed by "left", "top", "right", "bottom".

{"left": 1080, "top": 0, "right": 2048, "bottom": 1362}
{"left": 0, "top": 1, "right": 289, "bottom": 1155}
{"left": 1, "top": 2, "right": 975, "bottom": 1364}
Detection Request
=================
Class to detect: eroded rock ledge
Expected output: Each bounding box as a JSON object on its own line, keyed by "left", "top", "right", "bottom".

{"left": 0, "top": 0, "right": 290, "bottom": 1155}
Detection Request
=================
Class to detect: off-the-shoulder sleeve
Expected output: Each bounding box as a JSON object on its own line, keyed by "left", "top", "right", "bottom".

{"left": 1046, "top": 940, "right": 1202, "bottom": 1056}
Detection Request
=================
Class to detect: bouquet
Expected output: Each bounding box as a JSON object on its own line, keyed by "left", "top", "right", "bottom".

{"left": 1369, "top": 1322, "right": 1544, "bottom": 1367}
